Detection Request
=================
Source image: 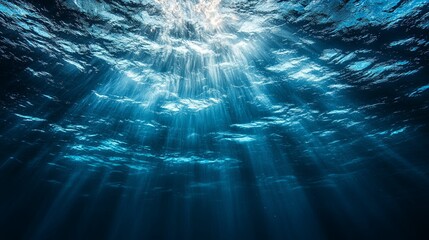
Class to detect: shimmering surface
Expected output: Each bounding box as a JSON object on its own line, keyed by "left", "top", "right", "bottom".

{"left": 1, "top": 0, "right": 429, "bottom": 239}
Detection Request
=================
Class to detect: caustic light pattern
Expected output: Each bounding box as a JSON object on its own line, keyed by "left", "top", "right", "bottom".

{"left": 0, "top": 0, "right": 429, "bottom": 240}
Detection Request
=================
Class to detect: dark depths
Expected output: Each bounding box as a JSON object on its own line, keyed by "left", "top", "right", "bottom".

{"left": 1, "top": 0, "right": 429, "bottom": 239}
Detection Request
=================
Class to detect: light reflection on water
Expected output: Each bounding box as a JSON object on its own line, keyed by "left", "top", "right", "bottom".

{"left": 0, "top": 0, "right": 429, "bottom": 239}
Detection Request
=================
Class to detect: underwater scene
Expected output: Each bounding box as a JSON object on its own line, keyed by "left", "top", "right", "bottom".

{"left": 1, "top": 0, "right": 429, "bottom": 239}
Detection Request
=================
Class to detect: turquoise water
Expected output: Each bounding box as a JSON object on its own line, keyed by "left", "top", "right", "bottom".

{"left": 1, "top": 0, "right": 429, "bottom": 239}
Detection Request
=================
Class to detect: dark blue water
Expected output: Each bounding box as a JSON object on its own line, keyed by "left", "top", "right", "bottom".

{"left": 1, "top": 0, "right": 429, "bottom": 239}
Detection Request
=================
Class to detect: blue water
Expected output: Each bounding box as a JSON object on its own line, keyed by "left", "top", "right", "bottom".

{"left": 1, "top": 0, "right": 429, "bottom": 239}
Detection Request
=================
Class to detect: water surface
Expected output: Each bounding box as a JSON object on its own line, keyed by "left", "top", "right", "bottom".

{"left": 1, "top": 0, "right": 429, "bottom": 239}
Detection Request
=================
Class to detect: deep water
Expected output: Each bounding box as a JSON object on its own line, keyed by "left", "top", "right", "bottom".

{"left": 1, "top": 0, "right": 429, "bottom": 239}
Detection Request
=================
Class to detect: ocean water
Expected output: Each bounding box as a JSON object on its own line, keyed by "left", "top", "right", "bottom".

{"left": 0, "top": 0, "right": 429, "bottom": 239}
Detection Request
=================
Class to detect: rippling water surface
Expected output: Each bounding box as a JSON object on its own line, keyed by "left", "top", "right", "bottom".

{"left": 1, "top": 0, "right": 429, "bottom": 239}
